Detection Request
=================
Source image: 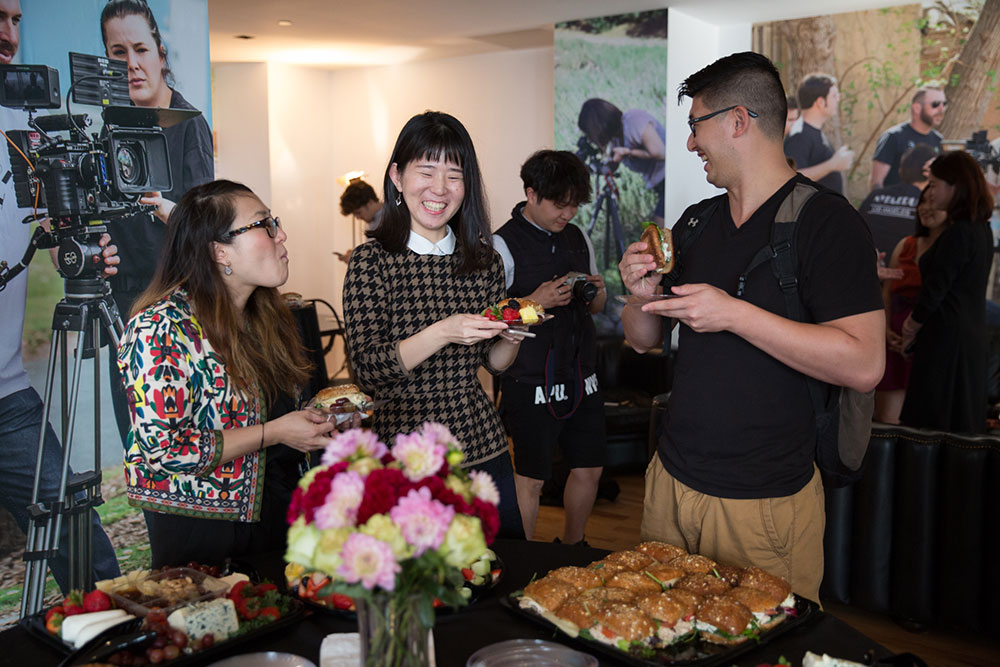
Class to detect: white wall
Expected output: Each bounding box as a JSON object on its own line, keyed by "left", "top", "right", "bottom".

{"left": 664, "top": 9, "right": 752, "bottom": 228}
{"left": 212, "top": 63, "right": 271, "bottom": 203}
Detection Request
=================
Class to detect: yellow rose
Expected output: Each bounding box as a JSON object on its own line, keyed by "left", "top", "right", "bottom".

{"left": 285, "top": 517, "right": 322, "bottom": 568}
{"left": 312, "top": 526, "right": 354, "bottom": 576}
{"left": 440, "top": 514, "right": 487, "bottom": 569}
{"left": 360, "top": 514, "right": 412, "bottom": 559}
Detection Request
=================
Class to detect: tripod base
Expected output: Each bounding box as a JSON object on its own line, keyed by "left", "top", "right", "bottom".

{"left": 20, "top": 280, "right": 123, "bottom": 618}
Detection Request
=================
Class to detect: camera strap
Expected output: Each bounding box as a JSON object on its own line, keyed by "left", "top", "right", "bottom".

{"left": 542, "top": 345, "right": 584, "bottom": 421}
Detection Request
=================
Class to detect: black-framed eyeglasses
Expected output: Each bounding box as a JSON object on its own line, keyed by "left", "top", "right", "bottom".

{"left": 929, "top": 100, "right": 948, "bottom": 109}
{"left": 220, "top": 216, "right": 281, "bottom": 242}
{"left": 688, "top": 105, "right": 759, "bottom": 136}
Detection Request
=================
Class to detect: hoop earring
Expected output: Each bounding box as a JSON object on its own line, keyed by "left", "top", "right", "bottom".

{"left": 395, "top": 193, "right": 402, "bottom": 206}
{"left": 224, "top": 265, "right": 233, "bottom": 276}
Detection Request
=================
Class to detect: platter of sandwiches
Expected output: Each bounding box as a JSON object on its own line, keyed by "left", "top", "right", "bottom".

{"left": 505, "top": 542, "right": 817, "bottom": 666}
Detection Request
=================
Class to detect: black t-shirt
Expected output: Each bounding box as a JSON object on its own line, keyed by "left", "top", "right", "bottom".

{"left": 872, "top": 122, "right": 942, "bottom": 186}
{"left": 784, "top": 122, "right": 842, "bottom": 193}
{"left": 858, "top": 182, "right": 920, "bottom": 256}
{"left": 660, "top": 175, "right": 883, "bottom": 499}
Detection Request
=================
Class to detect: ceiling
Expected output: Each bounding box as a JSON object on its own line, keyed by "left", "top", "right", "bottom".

{"left": 207, "top": 0, "right": 903, "bottom": 70}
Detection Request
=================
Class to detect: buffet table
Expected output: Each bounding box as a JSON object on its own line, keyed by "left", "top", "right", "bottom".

{"left": 0, "top": 540, "right": 895, "bottom": 667}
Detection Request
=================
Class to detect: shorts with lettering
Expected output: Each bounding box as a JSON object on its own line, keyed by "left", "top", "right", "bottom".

{"left": 500, "top": 373, "right": 607, "bottom": 480}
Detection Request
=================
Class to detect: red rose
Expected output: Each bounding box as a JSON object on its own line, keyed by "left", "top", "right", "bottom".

{"left": 301, "top": 467, "right": 338, "bottom": 522}
{"left": 286, "top": 487, "right": 304, "bottom": 525}
{"left": 472, "top": 498, "right": 500, "bottom": 544}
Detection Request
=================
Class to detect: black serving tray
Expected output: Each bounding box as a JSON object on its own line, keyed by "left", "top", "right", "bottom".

{"left": 501, "top": 591, "right": 818, "bottom": 667}
{"left": 21, "top": 597, "right": 307, "bottom": 666}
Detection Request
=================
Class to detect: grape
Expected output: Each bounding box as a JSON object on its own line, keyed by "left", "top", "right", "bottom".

{"left": 133, "top": 655, "right": 148, "bottom": 666}
{"left": 151, "top": 635, "right": 168, "bottom": 649}
{"left": 163, "top": 644, "right": 180, "bottom": 660}
{"left": 186, "top": 561, "right": 199, "bottom": 570}
{"left": 170, "top": 630, "right": 188, "bottom": 649}
{"left": 207, "top": 566, "right": 220, "bottom": 577}
{"left": 146, "top": 609, "right": 166, "bottom": 624}
{"left": 146, "top": 647, "right": 164, "bottom": 664}
{"left": 201, "top": 633, "right": 215, "bottom": 648}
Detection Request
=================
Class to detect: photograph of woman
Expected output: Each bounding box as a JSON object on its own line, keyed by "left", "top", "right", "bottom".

{"left": 117, "top": 180, "right": 337, "bottom": 568}
{"left": 100, "top": 0, "right": 215, "bottom": 447}
{"left": 577, "top": 97, "right": 666, "bottom": 226}
{"left": 900, "top": 151, "right": 995, "bottom": 433}
{"left": 343, "top": 111, "right": 525, "bottom": 539}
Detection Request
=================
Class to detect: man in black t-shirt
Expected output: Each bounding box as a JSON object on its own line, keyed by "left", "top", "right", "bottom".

{"left": 870, "top": 85, "right": 946, "bottom": 190}
{"left": 784, "top": 73, "right": 853, "bottom": 194}
{"left": 619, "top": 53, "right": 884, "bottom": 604}
{"left": 859, "top": 143, "right": 937, "bottom": 256}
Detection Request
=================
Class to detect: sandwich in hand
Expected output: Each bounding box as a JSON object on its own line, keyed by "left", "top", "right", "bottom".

{"left": 640, "top": 223, "right": 674, "bottom": 274}
{"left": 310, "top": 384, "right": 375, "bottom": 422}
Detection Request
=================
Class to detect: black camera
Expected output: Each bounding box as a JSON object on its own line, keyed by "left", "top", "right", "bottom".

{"left": 562, "top": 271, "right": 598, "bottom": 305}
{"left": 0, "top": 55, "right": 171, "bottom": 284}
{"left": 964, "top": 130, "right": 1000, "bottom": 172}
{"left": 575, "top": 136, "right": 619, "bottom": 176}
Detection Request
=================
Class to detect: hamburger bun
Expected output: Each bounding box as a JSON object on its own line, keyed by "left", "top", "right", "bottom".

{"left": 635, "top": 541, "right": 688, "bottom": 563}
{"left": 311, "top": 384, "right": 373, "bottom": 416}
{"left": 640, "top": 224, "right": 674, "bottom": 274}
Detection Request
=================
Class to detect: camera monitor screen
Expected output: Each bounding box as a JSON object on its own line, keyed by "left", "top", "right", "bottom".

{"left": 0, "top": 65, "right": 61, "bottom": 109}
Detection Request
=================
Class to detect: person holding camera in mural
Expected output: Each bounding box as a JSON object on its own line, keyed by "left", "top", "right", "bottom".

{"left": 578, "top": 98, "right": 666, "bottom": 226}
{"left": 493, "top": 150, "right": 608, "bottom": 545}
{"left": 0, "top": 0, "right": 121, "bottom": 592}
{"left": 99, "top": 0, "right": 215, "bottom": 448}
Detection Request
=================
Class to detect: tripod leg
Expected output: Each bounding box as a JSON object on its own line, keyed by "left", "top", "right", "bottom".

{"left": 610, "top": 196, "right": 626, "bottom": 257}
{"left": 587, "top": 193, "right": 605, "bottom": 236}
{"left": 20, "top": 328, "right": 62, "bottom": 617}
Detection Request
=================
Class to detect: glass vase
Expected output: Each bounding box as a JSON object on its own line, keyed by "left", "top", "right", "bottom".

{"left": 356, "top": 591, "right": 433, "bottom": 667}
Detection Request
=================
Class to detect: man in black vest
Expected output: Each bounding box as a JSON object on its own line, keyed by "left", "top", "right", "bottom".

{"left": 493, "top": 150, "right": 607, "bottom": 544}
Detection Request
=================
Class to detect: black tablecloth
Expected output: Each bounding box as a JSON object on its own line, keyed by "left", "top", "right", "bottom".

{"left": 0, "top": 539, "right": 893, "bottom": 666}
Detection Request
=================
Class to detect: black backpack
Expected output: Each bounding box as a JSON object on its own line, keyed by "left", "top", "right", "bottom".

{"left": 661, "top": 182, "right": 873, "bottom": 487}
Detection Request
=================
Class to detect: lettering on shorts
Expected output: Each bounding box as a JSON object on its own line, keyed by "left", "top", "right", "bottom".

{"left": 532, "top": 373, "right": 599, "bottom": 405}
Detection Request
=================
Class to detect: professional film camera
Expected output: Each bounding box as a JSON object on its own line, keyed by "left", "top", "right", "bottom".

{"left": 0, "top": 57, "right": 171, "bottom": 282}
{"left": 575, "top": 135, "right": 619, "bottom": 176}
{"left": 963, "top": 130, "right": 1000, "bottom": 173}
{"left": 0, "top": 54, "right": 178, "bottom": 617}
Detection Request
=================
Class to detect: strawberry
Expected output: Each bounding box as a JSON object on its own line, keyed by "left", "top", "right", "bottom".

{"left": 45, "top": 606, "right": 65, "bottom": 634}
{"left": 62, "top": 590, "right": 84, "bottom": 616}
{"left": 329, "top": 593, "right": 354, "bottom": 610}
{"left": 82, "top": 589, "right": 111, "bottom": 613}
{"left": 483, "top": 310, "right": 498, "bottom": 321}
{"left": 501, "top": 307, "right": 519, "bottom": 322}
{"left": 461, "top": 568, "right": 475, "bottom": 581}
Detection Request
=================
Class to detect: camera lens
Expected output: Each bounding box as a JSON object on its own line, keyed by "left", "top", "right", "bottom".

{"left": 572, "top": 280, "right": 598, "bottom": 304}
{"left": 115, "top": 143, "right": 145, "bottom": 186}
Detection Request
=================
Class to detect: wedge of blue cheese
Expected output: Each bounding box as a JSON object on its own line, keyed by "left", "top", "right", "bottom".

{"left": 167, "top": 598, "right": 239, "bottom": 640}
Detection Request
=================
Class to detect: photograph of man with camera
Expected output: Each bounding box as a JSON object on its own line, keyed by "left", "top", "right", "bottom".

{"left": 492, "top": 149, "right": 608, "bottom": 545}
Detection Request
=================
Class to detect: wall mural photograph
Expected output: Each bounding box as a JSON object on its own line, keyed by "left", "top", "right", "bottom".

{"left": 554, "top": 9, "right": 667, "bottom": 336}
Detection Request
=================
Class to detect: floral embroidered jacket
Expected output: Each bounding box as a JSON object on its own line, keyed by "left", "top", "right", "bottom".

{"left": 117, "top": 289, "right": 265, "bottom": 521}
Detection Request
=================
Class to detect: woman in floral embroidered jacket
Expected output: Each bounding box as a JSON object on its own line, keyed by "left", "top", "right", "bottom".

{"left": 118, "top": 180, "right": 338, "bottom": 567}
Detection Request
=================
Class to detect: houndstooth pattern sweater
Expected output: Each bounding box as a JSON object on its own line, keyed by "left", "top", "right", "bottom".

{"left": 343, "top": 241, "right": 508, "bottom": 465}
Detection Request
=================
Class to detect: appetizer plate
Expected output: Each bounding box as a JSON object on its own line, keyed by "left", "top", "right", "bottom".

{"left": 21, "top": 597, "right": 306, "bottom": 666}
{"left": 501, "top": 591, "right": 817, "bottom": 667}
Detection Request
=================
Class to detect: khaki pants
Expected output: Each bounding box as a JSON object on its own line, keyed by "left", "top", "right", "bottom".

{"left": 640, "top": 455, "right": 825, "bottom": 604}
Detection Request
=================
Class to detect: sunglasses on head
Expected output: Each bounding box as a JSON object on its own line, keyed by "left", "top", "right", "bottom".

{"left": 219, "top": 215, "right": 281, "bottom": 242}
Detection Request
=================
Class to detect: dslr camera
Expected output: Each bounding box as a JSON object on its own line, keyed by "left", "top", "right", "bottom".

{"left": 0, "top": 56, "right": 172, "bottom": 282}
{"left": 562, "top": 271, "right": 597, "bottom": 305}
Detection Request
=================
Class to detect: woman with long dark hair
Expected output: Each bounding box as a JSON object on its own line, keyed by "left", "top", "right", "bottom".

{"left": 343, "top": 111, "right": 525, "bottom": 538}
{"left": 900, "top": 151, "right": 995, "bottom": 432}
{"left": 118, "top": 180, "right": 336, "bottom": 567}
{"left": 874, "top": 185, "right": 946, "bottom": 424}
{"left": 101, "top": 0, "right": 216, "bottom": 448}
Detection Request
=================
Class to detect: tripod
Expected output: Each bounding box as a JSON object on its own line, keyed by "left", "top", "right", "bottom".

{"left": 13, "top": 230, "right": 124, "bottom": 617}
{"left": 585, "top": 171, "right": 626, "bottom": 269}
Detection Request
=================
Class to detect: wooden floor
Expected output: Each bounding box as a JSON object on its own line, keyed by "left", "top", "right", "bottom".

{"left": 532, "top": 472, "right": 1000, "bottom": 667}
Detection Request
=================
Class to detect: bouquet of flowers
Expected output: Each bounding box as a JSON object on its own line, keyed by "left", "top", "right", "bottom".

{"left": 284, "top": 422, "right": 501, "bottom": 666}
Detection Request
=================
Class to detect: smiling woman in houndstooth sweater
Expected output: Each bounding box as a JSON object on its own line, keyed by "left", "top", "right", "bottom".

{"left": 343, "top": 111, "right": 525, "bottom": 538}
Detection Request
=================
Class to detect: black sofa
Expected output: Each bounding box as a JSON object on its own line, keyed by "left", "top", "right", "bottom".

{"left": 822, "top": 423, "right": 1000, "bottom": 634}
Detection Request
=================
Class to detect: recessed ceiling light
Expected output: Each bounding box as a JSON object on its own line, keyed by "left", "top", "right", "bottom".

{"left": 278, "top": 20, "right": 292, "bottom": 27}
{"left": 235, "top": 34, "right": 254, "bottom": 40}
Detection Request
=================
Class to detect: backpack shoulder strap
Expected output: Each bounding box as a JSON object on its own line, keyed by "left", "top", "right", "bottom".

{"left": 661, "top": 195, "right": 723, "bottom": 290}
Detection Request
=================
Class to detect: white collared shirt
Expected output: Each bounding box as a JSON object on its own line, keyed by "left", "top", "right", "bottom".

{"left": 407, "top": 226, "right": 457, "bottom": 256}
